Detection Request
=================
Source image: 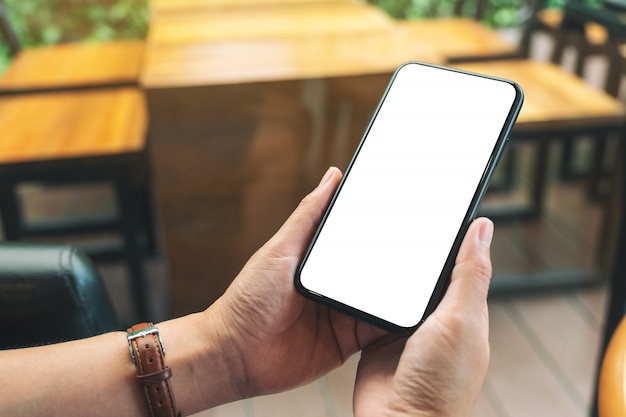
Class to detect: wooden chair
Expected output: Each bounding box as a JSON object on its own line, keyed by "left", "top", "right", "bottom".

{"left": 0, "top": 87, "right": 156, "bottom": 321}
{"left": 520, "top": 3, "right": 626, "bottom": 82}
{"left": 0, "top": 0, "right": 144, "bottom": 94}
{"left": 518, "top": 5, "right": 573, "bottom": 62}
{"left": 520, "top": 2, "right": 626, "bottom": 190}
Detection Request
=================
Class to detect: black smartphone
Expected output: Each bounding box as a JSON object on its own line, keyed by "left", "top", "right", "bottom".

{"left": 295, "top": 62, "right": 523, "bottom": 333}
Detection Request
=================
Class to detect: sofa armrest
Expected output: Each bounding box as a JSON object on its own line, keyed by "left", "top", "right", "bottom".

{"left": 0, "top": 242, "right": 118, "bottom": 349}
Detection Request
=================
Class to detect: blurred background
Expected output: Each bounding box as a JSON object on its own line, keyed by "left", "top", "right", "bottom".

{"left": 0, "top": 0, "right": 565, "bottom": 69}
{"left": 0, "top": 0, "right": 624, "bottom": 416}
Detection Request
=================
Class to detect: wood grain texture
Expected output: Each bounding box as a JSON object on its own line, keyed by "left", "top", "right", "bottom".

{"left": 147, "top": 3, "right": 393, "bottom": 46}
{"left": 140, "top": 2, "right": 447, "bottom": 88}
{"left": 141, "top": 28, "right": 442, "bottom": 88}
{"left": 0, "top": 40, "right": 144, "bottom": 92}
{"left": 398, "top": 18, "right": 516, "bottom": 60}
{"left": 453, "top": 60, "right": 626, "bottom": 132}
{"left": 140, "top": 17, "right": 516, "bottom": 89}
{"left": 0, "top": 88, "right": 147, "bottom": 163}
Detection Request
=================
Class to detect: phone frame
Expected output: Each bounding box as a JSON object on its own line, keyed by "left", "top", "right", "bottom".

{"left": 295, "top": 61, "right": 524, "bottom": 333}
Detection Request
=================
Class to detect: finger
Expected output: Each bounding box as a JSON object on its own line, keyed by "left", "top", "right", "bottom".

{"left": 268, "top": 167, "right": 342, "bottom": 255}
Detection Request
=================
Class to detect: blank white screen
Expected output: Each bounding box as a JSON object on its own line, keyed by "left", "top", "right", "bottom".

{"left": 299, "top": 63, "right": 518, "bottom": 328}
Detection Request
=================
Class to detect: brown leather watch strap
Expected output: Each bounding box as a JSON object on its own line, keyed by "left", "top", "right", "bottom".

{"left": 127, "top": 322, "right": 181, "bottom": 417}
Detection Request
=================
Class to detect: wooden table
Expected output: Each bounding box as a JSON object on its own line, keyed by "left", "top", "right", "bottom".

{"left": 324, "top": 53, "right": 626, "bottom": 223}
{"left": 452, "top": 59, "right": 626, "bottom": 295}
{"left": 397, "top": 18, "right": 517, "bottom": 61}
{"left": 0, "top": 40, "right": 144, "bottom": 93}
{"left": 324, "top": 18, "right": 517, "bottom": 116}
{"left": 141, "top": 16, "right": 522, "bottom": 88}
{"left": 147, "top": 3, "right": 395, "bottom": 46}
{"left": 455, "top": 59, "right": 625, "bottom": 218}
{"left": 142, "top": 28, "right": 443, "bottom": 88}
{"left": 142, "top": 1, "right": 415, "bottom": 92}
{"left": 456, "top": 60, "right": 626, "bottom": 134}
{"left": 140, "top": 4, "right": 529, "bottom": 314}
{"left": 0, "top": 88, "right": 154, "bottom": 319}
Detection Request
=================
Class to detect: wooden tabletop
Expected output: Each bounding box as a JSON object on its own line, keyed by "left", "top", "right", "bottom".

{"left": 0, "top": 88, "right": 147, "bottom": 164}
{"left": 398, "top": 18, "right": 516, "bottom": 60}
{"left": 0, "top": 40, "right": 144, "bottom": 92}
{"left": 147, "top": 3, "right": 395, "bottom": 46}
{"left": 141, "top": 28, "right": 442, "bottom": 88}
{"left": 142, "top": 12, "right": 520, "bottom": 89}
{"left": 453, "top": 59, "right": 626, "bottom": 132}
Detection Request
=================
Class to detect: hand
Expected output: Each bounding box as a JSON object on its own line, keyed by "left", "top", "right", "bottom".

{"left": 205, "top": 167, "right": 387, "bottom": 398}
{"left": 353, "top": 217, "right": 493, "bottom": 417}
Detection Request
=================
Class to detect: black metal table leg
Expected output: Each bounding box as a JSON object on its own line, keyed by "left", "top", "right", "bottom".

{"left": 116, "top": 179, "right": 152, "bottom": 322}
{"left": 0, "top": 185, "right": 23, "bottom": 240}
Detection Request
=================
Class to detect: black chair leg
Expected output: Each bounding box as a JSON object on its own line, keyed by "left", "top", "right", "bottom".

{"left": 0, "top": 184, "right": 23, "bottom": 240}
{"left": 587, "top": 135, "right": 610, "bottom": 202}
{"left": 116, "top": 180, "right": 152, "bottom": 322}
{"left": 139, "top": 183, "right": 159, "bottom": 257}
{"left": 529, "top": 141, "right": 550, "bottom": 219}
{"left": 558, "top": 137, "right": 577, "bottom": 182}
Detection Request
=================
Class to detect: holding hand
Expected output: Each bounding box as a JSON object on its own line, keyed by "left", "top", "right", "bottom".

{"left": 206, "top": 167, "right": 386, "bottom": 398}
{"left": 206, "top": 165, "right": 493, "bottom": 417}
{"left": 354, "top": 217, "right": 493, "bottom": 417}
{"left": 0, "top": 167, "right": 494, "bottom": 417}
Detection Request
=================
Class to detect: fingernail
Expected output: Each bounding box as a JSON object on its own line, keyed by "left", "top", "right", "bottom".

{"left": 319, "top": 167, "right": 336, "bottom": 187}
{"left": 478, "top": 219, "right": 494, "bottom": 247}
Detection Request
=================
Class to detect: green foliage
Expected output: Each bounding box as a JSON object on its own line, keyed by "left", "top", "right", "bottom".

{"left": 0, "top": 0, "right": 148, "bottom": 74}
{"left": 0, "top": 0, "right": 598, "bottom": 72}
{"left": 0, "top": 44, "right": 9, "bottom": 74}
{"left": 3, "top": 0, "right": 148, "bottom": 47}
{"left": 545, "top": 0, "right": 566, "bottom": 7}
{"left": 368, "top": 0, "right": 541, "bottom": 28}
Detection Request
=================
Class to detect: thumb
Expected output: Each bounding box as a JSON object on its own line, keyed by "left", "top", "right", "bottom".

{"left": 268, "top": 167, "right": 342, "bottom": 256}
{"left": 438, "top": 217, "right": 494, "bottom": 314}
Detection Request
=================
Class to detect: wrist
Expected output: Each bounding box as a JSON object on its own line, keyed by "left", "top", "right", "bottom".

{"left": 155, "top": 309, "right": 245, "bottom": 415}
{"left": 197, "top": 303, "right": 250, "bottom": 403}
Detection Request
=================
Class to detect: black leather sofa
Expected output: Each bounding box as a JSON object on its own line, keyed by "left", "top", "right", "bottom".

{"left": 0, "top": 243, "right": 119, "bottom": 349}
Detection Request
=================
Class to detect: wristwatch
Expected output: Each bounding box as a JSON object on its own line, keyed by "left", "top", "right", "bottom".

{"left": 127, "top": 322, "right": 181, "bottom": 417}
